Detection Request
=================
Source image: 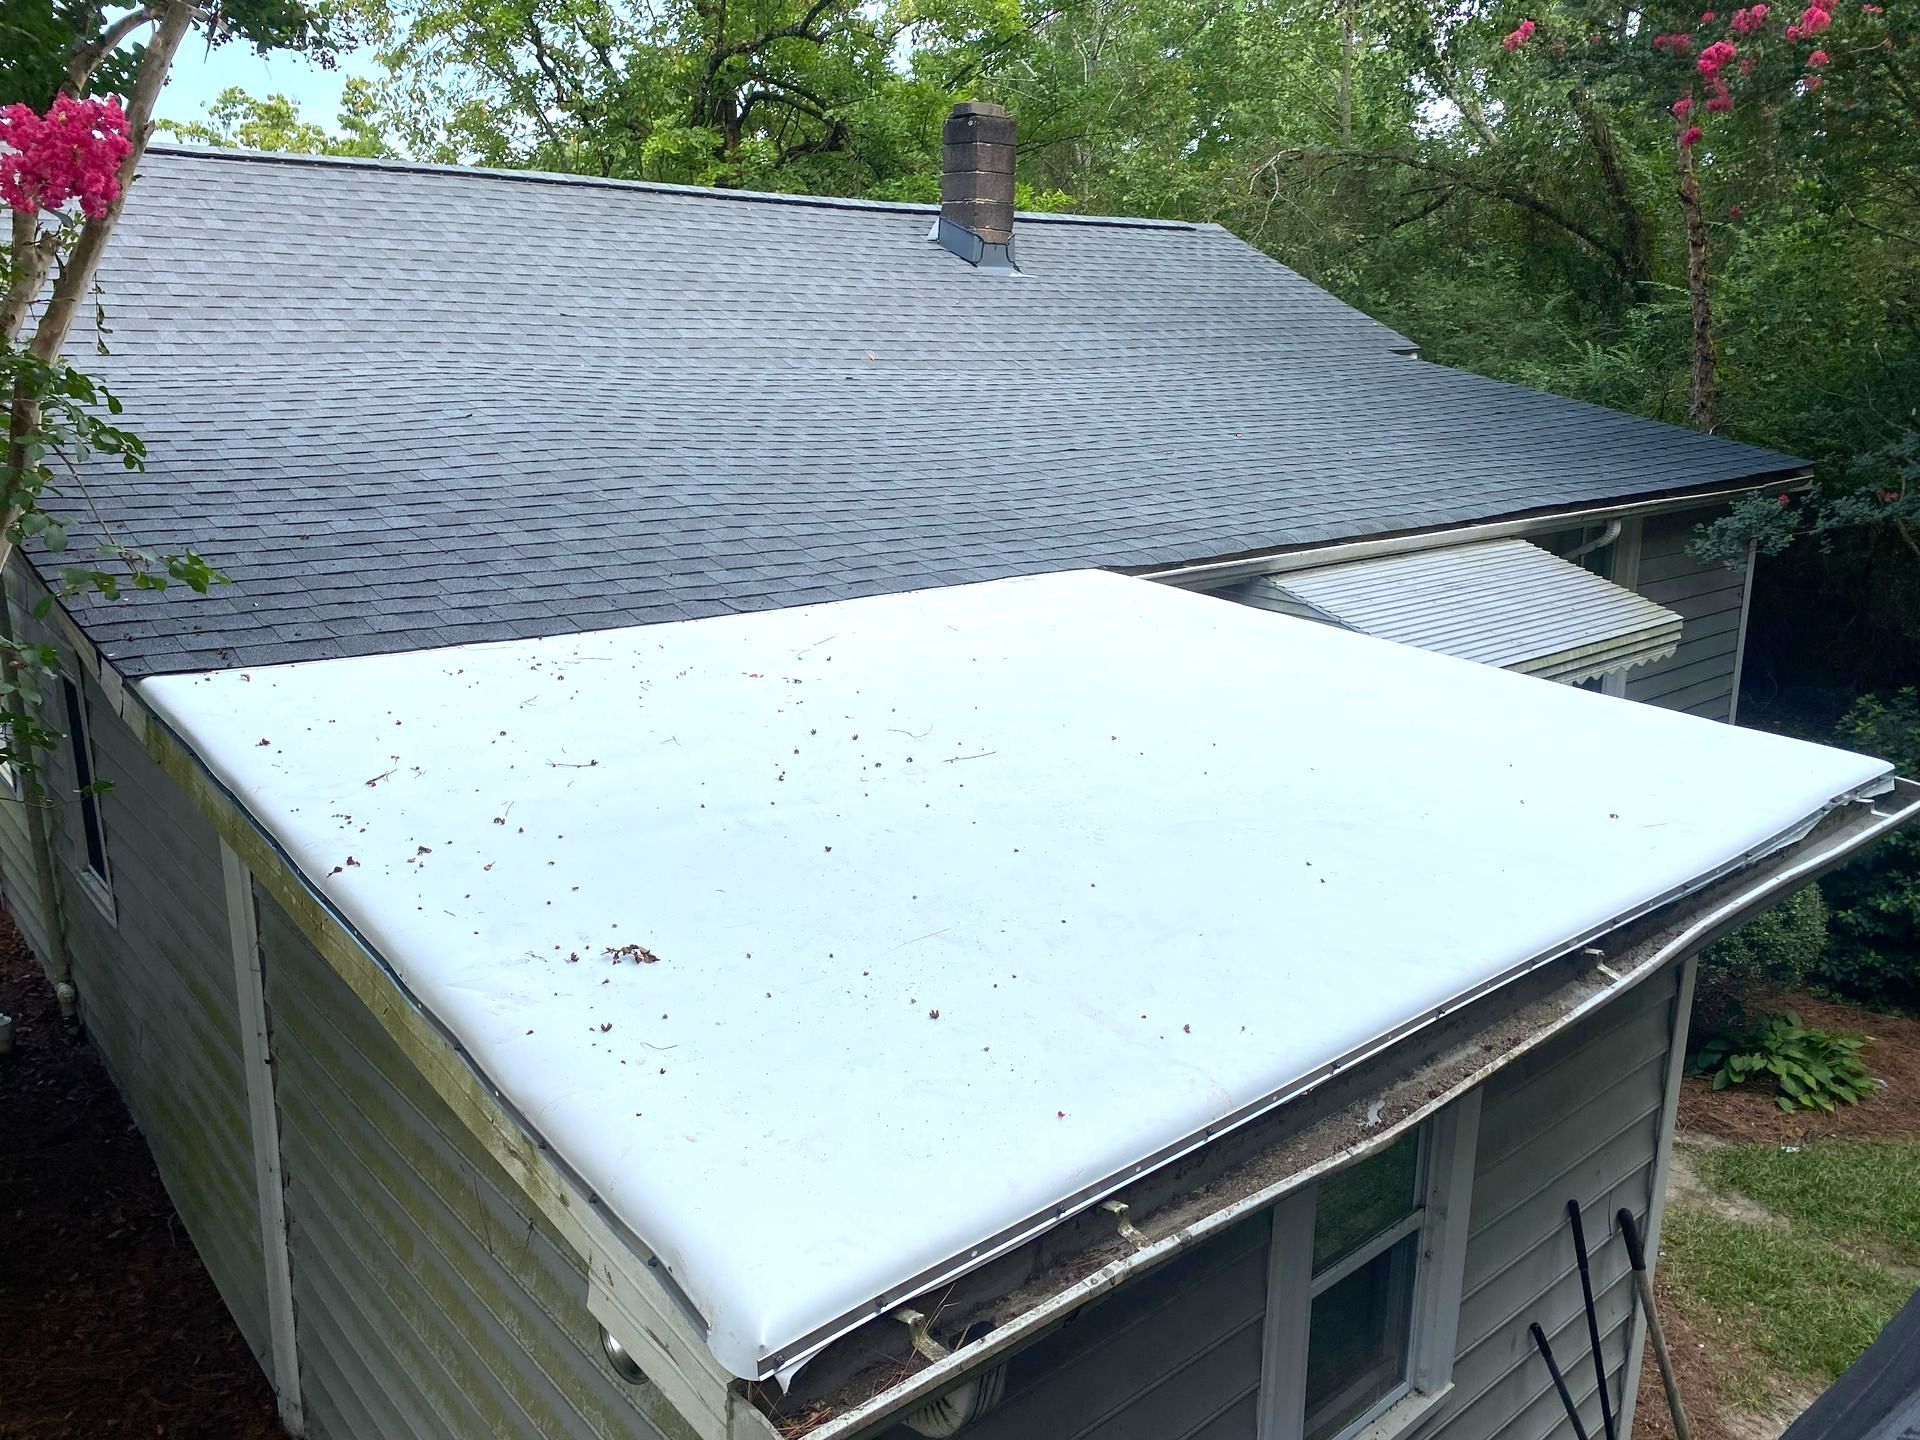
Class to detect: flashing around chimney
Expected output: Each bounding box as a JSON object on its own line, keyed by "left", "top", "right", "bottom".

{"left": 927, "top": 216, "right": 1020, "bottom": 276}
{"left": 936, "top": 101, "right": 1021, "bottom": 275}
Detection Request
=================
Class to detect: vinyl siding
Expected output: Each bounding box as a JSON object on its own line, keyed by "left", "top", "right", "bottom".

{"left": 1425, "top": 966, "right": 1681, "bottom": 1440}
{"left": 0, "top": 570, "right": 63, "bottom": 963}
{"left": 1626, "top": 512, "right": 1748, "bottom": 721}
{"left": 255, "top": 884, "right": 692, "bottom": 1440}
{"left": 0, "top": 783, "right": 56, "bottom": 962}
{"left": 954, "top": 1210, "right": 1268, "bottom": 1440}
{"left": 942, "top": 967, "right": 1681, "bottom": 1440}
{"left": 33, "top": 661, "right": 273, "bottom": 1371}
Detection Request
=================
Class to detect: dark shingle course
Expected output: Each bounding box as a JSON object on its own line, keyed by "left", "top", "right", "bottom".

{"left": 57, "top": 146, "right": 1805, "bottom": 674}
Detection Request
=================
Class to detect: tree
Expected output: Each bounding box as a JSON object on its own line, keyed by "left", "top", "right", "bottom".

{"left": 3, "top": 0, "right": 345, "bottom": 750}
{"left": 162, "top": 79, "right": 394, "bottom": 156}
{"left": 373, "top": 0, "right": 932, "bottom": 189}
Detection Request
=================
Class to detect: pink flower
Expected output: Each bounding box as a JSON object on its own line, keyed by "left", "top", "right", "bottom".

{"left": 1729, "top": 204, "right": 1744, "bottom": 216}
{"left": 0, "top": 95, "right": 130, "bottom": 219}
{"left": 1502, "top": 18, "right": 1537, "bottom": 49}
{"left": 1654, "top": 30, "right": 1698, "bottom": 51}
{"left": 1807, "top": 46, "right": 1831, "bottom": 62}
{"left": 1673, "top": 96, "right": 1698, "bottom": 115}
{"left": 1802, "top": 72, "right": 1825, "bottom": 88}
{"left": 1779, "top": 494, "right": 1792, "bottom": 505}
{"left": 1701, "top": 8, "right": 1718, "bottom": 17}
{"left": 1799, "top": 4, "right": 1833, "bottom": 31}
{"left": 1706, "top": 93, "right": 1735, "bottom": 109}
{"left": 1862, "top": 3, "right": 1884, "bottom": 12}
{"left": 1698, "top": 38, "right": 1739, "bottom": 72}
{"left": 1739, "top": 55, "right": 1758, "bottom": 72}
{"left": 1681, "top": 124, "right": 1705, "bottom": 144}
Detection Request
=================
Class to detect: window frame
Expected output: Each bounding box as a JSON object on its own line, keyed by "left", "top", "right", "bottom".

{"left": 59, "top": 671, "right": 116, "bottom": 922}
{"left": 1257, "top": 1089, "right": 1483, "bottom": 1440}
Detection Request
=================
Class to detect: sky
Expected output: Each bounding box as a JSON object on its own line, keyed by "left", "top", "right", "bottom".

{"left": 157, "top": 34, "right": 381, "bottom": 132}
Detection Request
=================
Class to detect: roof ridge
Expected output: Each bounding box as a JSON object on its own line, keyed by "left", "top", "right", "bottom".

{"left": 141, "top": 143, "right": 1201, "bottom": 231}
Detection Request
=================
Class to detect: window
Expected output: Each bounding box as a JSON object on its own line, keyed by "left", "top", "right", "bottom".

{"left": 1260, "top": 1093, "right": 1482, "bottom": 1440}
{"left": 61, "top": 674, "right": 113, "bottom": 912}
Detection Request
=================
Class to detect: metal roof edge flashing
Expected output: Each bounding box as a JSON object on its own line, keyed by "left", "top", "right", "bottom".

{"left": 782, "top": 775, "right": 1920, "bottom": 1439}
{"left": 928, "top": 216, "right": 1022, "bottom": 276}
{"left": 751, "top": 769, "right": 1900, "bottom": 1381}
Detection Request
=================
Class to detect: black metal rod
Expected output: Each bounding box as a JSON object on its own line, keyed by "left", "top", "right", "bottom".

{"left": 1530, "top": 1321, "right": 1592, "bottom": 1440}
{"left": 1568, "top": 1199, "right": 1618, "bottom": 1440}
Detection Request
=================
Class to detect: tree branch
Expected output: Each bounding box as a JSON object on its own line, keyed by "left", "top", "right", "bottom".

{"left": 1255, "top": 146, "right": 1634, "bottom": 279}
{"left": 64, "top": 5, "right": 161, "bottom": 97}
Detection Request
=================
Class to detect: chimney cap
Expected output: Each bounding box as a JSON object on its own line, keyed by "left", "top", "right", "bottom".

{"left": 948, "top": 100, "right": 1007, "bottom": 118}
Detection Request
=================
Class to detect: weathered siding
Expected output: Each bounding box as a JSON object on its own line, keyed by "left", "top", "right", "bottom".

{"left": 959, "top": 1214, "right": 1267, "bottom": 1440}
{"left": 36, "top": 663, "right": 271, "bottom": 1370}
{"left": 0, "top": 572, "right": 61, "bottom": 962}
{"left": 1426, "top": 966, "right": 1681, "bottom": 1440}
{"left": 0, "top": 784, "right": 55, "bottom": 961}
{"left": 255, "top": 884, "right": 690, "bottom": 1440}
{"left": 1626, "top": 512, "right": 1749, "bottom": 721}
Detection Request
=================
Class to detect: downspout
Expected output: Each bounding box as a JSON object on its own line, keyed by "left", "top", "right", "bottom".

{"left": 1564, "top": 519, "right": 1623, "bottom": 564}
{"left": 0, "top": 559, "right": 74, "bottom": 1015}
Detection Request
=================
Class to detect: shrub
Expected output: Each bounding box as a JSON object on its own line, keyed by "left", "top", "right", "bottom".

{"left": 1697, "top": 886, "right": 1828, "bottom": 1023}
{"left": 1688, "top": 1010, "right": 1878, "bottom": 1112}
{"left": 1816, "top": 691, "right": 1920, "bottom": 1007}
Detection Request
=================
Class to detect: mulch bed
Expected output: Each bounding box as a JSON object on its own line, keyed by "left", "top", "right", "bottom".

{"left": 1633, "top": 1280, "right": 1749, "bottom": 1440}
{"left": 0, "top": 909, "right": 283, "bottom": 1439}
{"left": 1678, "top": 989, "right": 1920, "bottom": 1144}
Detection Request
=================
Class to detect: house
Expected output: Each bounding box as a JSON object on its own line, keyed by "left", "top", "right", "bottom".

{"left": 1, "top": 103, "right": 1912, "bottom": 1440}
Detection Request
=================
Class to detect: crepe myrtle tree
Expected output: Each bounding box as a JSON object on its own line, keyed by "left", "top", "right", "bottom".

{"left": 1, "top": 0, "right": 342, "bottom": 775}
{"left": 1495, "top": 0, "right": 1883, "bottom": 434}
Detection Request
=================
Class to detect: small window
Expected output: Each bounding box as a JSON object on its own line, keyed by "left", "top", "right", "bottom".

{"left": 61, "top": 675, "right": 113, "bottom": 903}
{"left": 1305, "top": 1133, "right": 1424, "bottom": 1439}
{"left": 1260, "top": 1095, "right": 1482, "bottom": 1440}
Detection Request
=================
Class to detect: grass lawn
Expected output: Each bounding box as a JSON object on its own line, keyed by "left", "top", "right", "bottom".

{"left": 1659, "top": 1202, "right": 1914, "bottom": 1391}
{"left": 1693, "top": 1139, "right": 1920, "bottom": 1268}
{"left": 1661, "top": 1137, "right": 1920, "bottom": 1411}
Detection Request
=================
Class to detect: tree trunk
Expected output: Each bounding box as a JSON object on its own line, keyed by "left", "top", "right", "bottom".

{"left": 1339, "top": 0, "right": 1354, "bottom": 147}
{"left": 0, "top": 211, "right": 57, "bottom": 347}
{"left": 1676, "top": 136, "right": 1715, "bottom": 431}
{"left": 1570, "top": 85, "right": 1653, "bottom": 299}
{"left": 4, "top": 0, "right": 194, "bottom": 577}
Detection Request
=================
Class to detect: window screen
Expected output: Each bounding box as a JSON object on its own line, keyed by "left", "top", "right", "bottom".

{"left": 1304, "top": 1131, "right": 1425, "bottom": 1440}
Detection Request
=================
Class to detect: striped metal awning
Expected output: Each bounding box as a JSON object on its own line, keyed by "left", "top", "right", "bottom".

{"left": 1225, "top": 538, "right": 1683, "bottom": 684}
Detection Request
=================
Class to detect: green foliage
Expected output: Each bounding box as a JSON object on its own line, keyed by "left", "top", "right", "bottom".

{"left": 1813, "top": 691, "right": 1920, "bottom": 1006}
{"left": 1688, "top": 1010, "right": 1877, "bottom": 1113}
{"left": 1696, "top": 886, "right": 1828, "bottom": 1023}
{"left": 1660, "top": 1202, "right": 1914, "bottom": 1384}
{"left": 161, "top": 81, "right": 394, "bottom": 157}
{"left": 0, "top": 0, "right": 351, "bottom": 111}
{"left": 1697, "top": 1140, "right": 1920, "bottom": 1268}
{"left": 0, "top": 342, "right": 228, "bottom": 777}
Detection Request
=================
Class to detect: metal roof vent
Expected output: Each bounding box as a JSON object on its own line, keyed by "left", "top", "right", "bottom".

{"left": 934, "top": 102, "right": 1020, "bottom": 276}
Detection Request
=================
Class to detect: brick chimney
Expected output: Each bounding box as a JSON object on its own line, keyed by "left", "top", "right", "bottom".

{"left": 934, "top": 101, "right": 1019, "bottom": 275}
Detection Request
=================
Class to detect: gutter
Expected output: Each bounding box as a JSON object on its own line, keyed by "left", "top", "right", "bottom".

{"left": 1141, "top": 474, "right": 1811, "bottom": 591}
{"left": 795, "top": 777, "right": 1920, "bottom": 1440}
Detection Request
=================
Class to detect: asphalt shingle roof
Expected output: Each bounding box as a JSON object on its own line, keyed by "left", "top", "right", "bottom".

{"left": 60, "top": 146, "right": 1804, "bottom": 675}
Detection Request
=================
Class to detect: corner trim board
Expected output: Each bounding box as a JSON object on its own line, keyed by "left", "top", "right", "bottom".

{"left": 1614, "top": 951, "right": 1700, "bottom": 1440}
{"left": 223, "top": 840, "right": 305, "bottom": 1436}
{"left": 1727, "top": 539, "right": 1759, "bottom": 726}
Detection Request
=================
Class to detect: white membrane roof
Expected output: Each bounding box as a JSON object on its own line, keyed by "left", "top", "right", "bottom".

{"left": 139, "top": 570, "right": 1891, "bottom": 1378}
